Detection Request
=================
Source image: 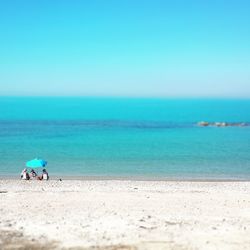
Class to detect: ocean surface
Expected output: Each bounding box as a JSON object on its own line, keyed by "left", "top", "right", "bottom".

{"left": 0, "top": 97, "right": 250, "bottom": 179}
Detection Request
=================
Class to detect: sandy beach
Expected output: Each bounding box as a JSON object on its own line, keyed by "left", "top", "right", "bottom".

{"left": 1, "top": 179, "right": 250, "bottom": 250}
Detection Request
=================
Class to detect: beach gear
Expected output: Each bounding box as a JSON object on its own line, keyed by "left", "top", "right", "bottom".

{"left": 26, "top": 158, "right": 47, "bottom": 168}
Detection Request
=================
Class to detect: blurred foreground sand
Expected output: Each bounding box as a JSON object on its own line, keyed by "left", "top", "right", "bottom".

{"left": 1, "top": 180, "right": 250, "bottom": 250}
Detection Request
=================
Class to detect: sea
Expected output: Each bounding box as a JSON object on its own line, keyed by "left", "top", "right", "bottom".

{"left": 0, "top": 97, "right": 250, "bottom": 180}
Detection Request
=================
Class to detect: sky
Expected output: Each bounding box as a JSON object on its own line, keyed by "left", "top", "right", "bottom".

{"left": 0, "top": 0, "right": 249, "bottom": 97}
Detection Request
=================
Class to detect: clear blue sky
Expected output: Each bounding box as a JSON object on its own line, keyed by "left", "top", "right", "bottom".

{"left": 0, "top": 0, "right": 249, "bottom": 97}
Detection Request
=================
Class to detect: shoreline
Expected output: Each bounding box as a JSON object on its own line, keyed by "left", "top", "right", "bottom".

{"left": 1, "top": 175, "right": 250, "bottom": 182}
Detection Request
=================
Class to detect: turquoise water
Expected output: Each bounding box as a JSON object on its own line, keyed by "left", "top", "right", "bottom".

{"left": 0, "top": 97, "right": 250, "bottom": 179}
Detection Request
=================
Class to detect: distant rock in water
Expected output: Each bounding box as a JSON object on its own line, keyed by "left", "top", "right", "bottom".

{"left": 198, "top": 121, "right": 209, "bottom": 126}
{"left": 214, "top": 122, "right": 227, "bottom": 127}
{"left": 197, "top": 121, "right": 248, "bottom": 127}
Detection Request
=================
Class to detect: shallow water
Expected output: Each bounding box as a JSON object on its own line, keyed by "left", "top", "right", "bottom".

{"left": 0, "top": 97, "right": 250, "bottom": 179}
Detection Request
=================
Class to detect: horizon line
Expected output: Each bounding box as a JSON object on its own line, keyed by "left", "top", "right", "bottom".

{"left": 0, "top": 95, "right": 250, "bottom": 100}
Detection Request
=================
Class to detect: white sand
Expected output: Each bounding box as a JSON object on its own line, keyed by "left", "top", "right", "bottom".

{"left": 1, "top": 180, "right": 250, "bottom": 249}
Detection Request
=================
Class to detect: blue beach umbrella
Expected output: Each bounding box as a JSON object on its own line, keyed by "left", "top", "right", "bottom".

{"left": 26, "top": 158, "right": 47, "bottom": 168}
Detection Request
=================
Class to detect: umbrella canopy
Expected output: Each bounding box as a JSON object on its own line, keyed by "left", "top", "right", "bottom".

{"left": 26, "top": 158, "right": 47, "bottom": 168}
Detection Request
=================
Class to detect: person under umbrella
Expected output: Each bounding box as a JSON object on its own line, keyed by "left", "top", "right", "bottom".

{"left": 42, "top": 169, "right": 49, "bottom": 180}
{"left": 20, "top": 168, "right": 30, "bottom": 180}
{"left": 29, "top": 169, "right": 37, "bottom": 179}
{"left": 25, "top": 158, "right": 49, "bottom": 181}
